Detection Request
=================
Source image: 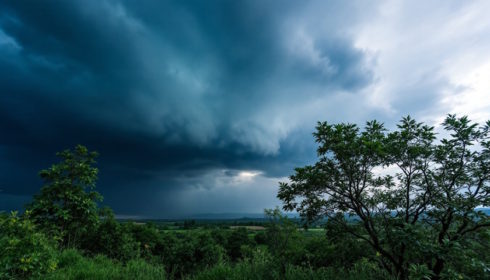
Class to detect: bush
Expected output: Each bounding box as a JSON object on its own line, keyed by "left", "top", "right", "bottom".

{"left": 153, "top": 230, "right": 226, "bottom": 277}
{"left": 44, "top": 249, "right": 166, "bottom": 280}
{"left": 254, "top": 231, "right": 267, "bottom": 245}
{"left": 124, "top": 259, "right": 167, "bottom": 280}
{"left": 226, "top": 228, "right": 252, "bottom": 261}
{"left": 190, "top": 247, "right": 394, "bottom": 280}
{"left": 125, "top": 222, "right": 162, "bottom": 261}
{"left": 54, "top": 249, "right": 82, "bottom": 268}
{"left": 0, "top": 212, "right": 58, "bottom": 279}
{"left": 189, "top": 248, "right": 279, "bottom": 280}
{"left": 83, "top": 210, "right": 140, "bottom": 262}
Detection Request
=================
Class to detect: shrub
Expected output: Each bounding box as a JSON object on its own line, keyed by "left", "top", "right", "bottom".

{"left": 0, "top": 211, "right": 58, "bottom": 279}
{"left": 189, "top": 248, "right": 279, "bottom": 280}
{"left": 83, "top": 212, "right": 140, "bottom": 262}
{"left": 44, "top": 250, "right": 166, "bottom": 280}
{"left": 125, "top": 222, "right": 161, "bottom": 261}
{"left": 226, "top": 228, "right": 252, "bottom": 261}
{"left": 124, "top": 259, "right": 167, "bottom": 280}
{"left": 157, "top": 230, "right": 225, "bottom": 277}
{"left": 254, "top": 231, "right": 267, "bottom": 245}
{"left": 190, "top": 247, "right": 394, "bottom": 280}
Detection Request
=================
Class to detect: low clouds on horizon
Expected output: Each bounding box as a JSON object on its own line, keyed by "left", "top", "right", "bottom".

{"left": 1, "top": 1, "right": 490, "bottom": 217}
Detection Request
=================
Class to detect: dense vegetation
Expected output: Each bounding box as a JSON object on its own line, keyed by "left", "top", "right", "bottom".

{"left": 1, "top": 115, "right": 489, "bottom": 279}
{"left": 279, "top": 115, "right": 490, "bottom": 279}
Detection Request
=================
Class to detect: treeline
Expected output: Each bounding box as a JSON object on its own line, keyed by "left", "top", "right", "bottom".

{"left": 1, "top": 204, "right": 393, "bottom": 279}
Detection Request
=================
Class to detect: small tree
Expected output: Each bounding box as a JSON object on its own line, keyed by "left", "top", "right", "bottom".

{"left": 263, "top": 208, "right": 302, "bottom": 274}
{"left": 83, "top": 208, "right": 140, "bottom": 262}
{"left": 27, "top": 145, "right": 101, "bottom": 249}
{"left": 226, "top": 227, "right": 251, "bottom": 261}
{"left": 278, "top": 115, "right": 490, "bottom": 279}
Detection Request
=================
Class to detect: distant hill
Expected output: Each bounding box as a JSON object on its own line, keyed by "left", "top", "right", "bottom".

{"left": 117, "top": 208, "right": 489, "bottom": 222}
{"left": 476, "top": 208, "right": 490, "bottom": 215}
{"left": 185, "top": 208, "right": 490, "bottom": 220}
{"left": 185, "top": 212, "right": 300, "bottom": 220}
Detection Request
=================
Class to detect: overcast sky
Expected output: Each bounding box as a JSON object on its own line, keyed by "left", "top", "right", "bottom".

{"left": 1, "top": 1, "right": 490, "bottom": 218}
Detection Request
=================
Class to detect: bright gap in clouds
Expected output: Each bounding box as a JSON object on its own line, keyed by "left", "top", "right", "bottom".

{"left": 237, "top": 170, "right": 262, "bottom": 180}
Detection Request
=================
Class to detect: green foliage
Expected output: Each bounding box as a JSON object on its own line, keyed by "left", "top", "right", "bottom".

{"left": 0, "top": 212, "right": 58, "bottom": 279}
{"left": 319, "top": 215, "right": 373, "bottom": 267}
{"left": 125, "top": 222, "right": 161, "bottom": 260}
{"left": 27, "top": 145, "right": 101, "bottom": 249}
{"left": 278, "top": 115, "right": 490, "bottom": 279}
{"left": 254, "top": 231, "right": 267, "bottom": 245}
{"left": 157, "top": 230, "right": 226, "bottom": 277}
{"left": 190, "top": 248, "right": 392, "bottom": 280}
{"left": 83, "top": 208, "right": 140, "bottom": 262}
{"left": 43, "top": 249, "right": 166, "bottom": 280}
{"left": 408, "top": 263, "right": 434, "bottom": 280}
{"left": 264, "top": 208, "right": 298, "bottom": 255}
{"left": 183, "top": 220, "right": 197, "bottom": 229}
{"left": 263, "top": 208, "right": 308, "bottom": 270}
{"left": 2, "top": 134, "right": 487, "bottom": 280}
{"left": 226, "top": 227, "right": 253, "bottom": 261}
{"left": 284, "top": 259, "right": 394, "bottom": 280}
{"left": 438, "top": 228, "right": 490, "bottom": 280}
{"left": 189, "top": 248, "right": 280, "bottom": 280}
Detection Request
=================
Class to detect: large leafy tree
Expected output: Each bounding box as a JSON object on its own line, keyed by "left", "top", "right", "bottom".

{"left": 27, "top": 145, "right": 102, "bottom": 248}
{"left": 278, "top": 115, "right": 490, "bottom": 279}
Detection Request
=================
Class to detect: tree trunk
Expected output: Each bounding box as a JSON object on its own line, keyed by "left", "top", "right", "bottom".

{"left": 431, "top": 258, "right": 444, "bottom": 280}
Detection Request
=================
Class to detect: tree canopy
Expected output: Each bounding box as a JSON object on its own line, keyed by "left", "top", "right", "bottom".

{"left": 278, "top": 115, "right": 490, "bottom": 279}
{"left": 27, "top": 145, "right": 101, "bottom": 248}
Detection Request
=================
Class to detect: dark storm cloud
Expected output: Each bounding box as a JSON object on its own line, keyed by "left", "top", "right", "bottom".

{"left": 0, "top": 0, "right": 375, "bottom": 216}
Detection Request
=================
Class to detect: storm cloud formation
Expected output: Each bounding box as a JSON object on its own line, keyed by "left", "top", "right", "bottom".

{"left": 2, "top": 1, "right": 490, "bottom": 217}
